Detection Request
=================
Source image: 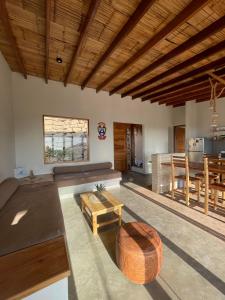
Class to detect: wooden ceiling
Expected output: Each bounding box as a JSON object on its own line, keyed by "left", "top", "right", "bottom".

{"left": 1, "top": 0, "right": 225, "bottom": 107}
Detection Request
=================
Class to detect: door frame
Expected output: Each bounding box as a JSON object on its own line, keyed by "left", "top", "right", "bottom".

{"left": 113, "top": 121, "right": 144, "bottom": 172}
{"left": 173, "top": 125, "right": 185, "bottom": 153}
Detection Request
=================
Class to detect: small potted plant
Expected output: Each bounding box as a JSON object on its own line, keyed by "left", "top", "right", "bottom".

{"left": 95, "top": 183, "right": 106, "bottom": 194}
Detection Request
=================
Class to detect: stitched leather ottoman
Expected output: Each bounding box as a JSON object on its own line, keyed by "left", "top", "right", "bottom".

{"left": 116, "top": 222, "right": 162, "bottom": 284}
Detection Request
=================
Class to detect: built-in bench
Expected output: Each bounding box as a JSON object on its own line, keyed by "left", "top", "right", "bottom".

{"left": 0, "top": 178, "right": 70, "bottom": 299}
{"left": 54, "top": 162, "right": 122, "bottom": 197}
{"left": 0, "top": 162, "right": 121, "bottom": 298}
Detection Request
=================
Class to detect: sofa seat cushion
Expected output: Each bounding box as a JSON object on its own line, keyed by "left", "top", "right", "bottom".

{"left": 0, "top": 178, "right": 19, "bottom": 210}
{"left": 55, "top": 169, "right": 121, "bottom": 187}
{"left": 53, "top": 162, "right": 112, "bottom": 175}
{"left": 0, "top": 182, "right": 65, "bottom": 256}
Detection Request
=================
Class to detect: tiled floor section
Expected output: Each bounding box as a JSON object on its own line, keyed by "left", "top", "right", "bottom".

{"left": 60, "top": 185, "right": 225, "bottom": 300}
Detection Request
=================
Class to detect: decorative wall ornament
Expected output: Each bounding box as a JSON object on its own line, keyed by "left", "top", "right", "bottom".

{"left": 97, "top": 122, "right": 106, "bottom": 140}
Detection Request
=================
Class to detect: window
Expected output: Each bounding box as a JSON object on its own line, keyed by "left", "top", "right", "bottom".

{"left": 43, "top": 115, "right": 89, "bottom": 164}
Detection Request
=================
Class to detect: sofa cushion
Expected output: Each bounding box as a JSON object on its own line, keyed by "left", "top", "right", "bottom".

{"left": 0, "top": 178, "right": 19, "bottom": 211}
{"left": 53, "top": 162, "right": 112, "bottom": 175}
{"left": 55, "top": 169, "right": 121, "bottom": 187}
{"left": 0, "top": 182, "right": 65, "bottom": 256}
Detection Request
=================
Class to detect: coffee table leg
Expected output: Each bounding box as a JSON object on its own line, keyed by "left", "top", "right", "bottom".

{"left": 81, "top": 200, "right": 85, "bottom": 213}
{"left": 92, "top": 215, "right": 97, "bottom": 235}
{"left": 118, "top": 208, "right": 122, "bottom": 226}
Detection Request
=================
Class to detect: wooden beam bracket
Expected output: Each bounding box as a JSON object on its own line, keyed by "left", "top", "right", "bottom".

{"left": 207, "top": 71, "right": 225, "bottom": 86}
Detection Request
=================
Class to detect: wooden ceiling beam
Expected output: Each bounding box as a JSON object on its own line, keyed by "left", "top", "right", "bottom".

{"left": 132, "top": 56, "right": 225, "bottom": 99}
{"left": 167, "top": 94, "right": 211, "bottom": 106}
{"left": 45, "top": 0, "right": 51, "bottom": 84}
{"left": 165, "top": 82, "right": 225, "bottom": 106}
{"left": 171, "top": 94, "right": 210, "bottom": 107}
{"left": 115, "top": 14, "right": 225, "bottom": 97}
{"left": 165, "top": 90, "right": 211, "bottom": 106}
{"left": 159, "top": 85, "right": 211, "bottom": 105}
{"left": 64, "top": 0, "right": 101, "bottom": 87}
{"left": 146, "top": 77, "right": 210, "bottom": 102}
{"left": 0, "top": 1, "right": 27, "bottom": 79}
{"left": 196, "top": 91, "right": 225, "bottom": 103}
{"left": 173, "top": 103, "right": 185, "bottom": 108}
{"left": 143, "top": 66, "right": 225, "bottom": 102}
{"left": 81, "top": 0, "right": 156, "bottom": 89}
{"left": 96, "top": 0, "right": 209, "bottom": 93}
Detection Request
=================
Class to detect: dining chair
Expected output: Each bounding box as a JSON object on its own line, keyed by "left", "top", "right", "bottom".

{"left": 171, "top": 155, "right": 201, "bottom": 206}
{"left": 195, "top": 156, "right": 219, "bottom": 192}
{"left": 204, "top": 157, "right": 225, "bottom": 211}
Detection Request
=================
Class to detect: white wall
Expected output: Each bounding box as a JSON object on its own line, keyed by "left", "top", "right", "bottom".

{"left": 185, "top": 101, "right": 199, "bottom": 144}
{"left": 12, "top": 74, "right": 172, "bottom": 175}
{"left": 172, "top": 106, "right": 185, "bottom": 126}
{"left": 0, "top": 53, "right": 15, "bottom": 182}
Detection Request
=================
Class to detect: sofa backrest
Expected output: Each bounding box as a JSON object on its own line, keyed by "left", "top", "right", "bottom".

{"left": 0, "top": 178, "right": 19, "bottom": 210}
{"left": 53, "top": 162, "right": 112, "bottom": 175}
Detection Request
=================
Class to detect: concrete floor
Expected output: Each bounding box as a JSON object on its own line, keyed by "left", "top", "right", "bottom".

{"left": 122, "top": 171, "right": 152, "bottom": 189}
{"left": 60, "top": 185, "right": 225, "bottom": 300}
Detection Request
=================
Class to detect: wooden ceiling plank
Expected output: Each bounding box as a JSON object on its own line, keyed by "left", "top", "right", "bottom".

{"left": 142, "top": 59, "right": 225, "bottom": 101}
{"left": 0, "top": 1, "right": 27, "bottom": 79}
{"left": 96, "top": 0, "right": 209, "bottom": 93}
{"left": 64, "top": 0, "right": 101, "bottom": 87}
{"left": 112, "top": 14, "right": 225, "bottom": 96}
{"left": 132, "top": 56, "right": 225, "bottom": 99}
{"left": 81, "top": 0, "right": 156, "bottom": 89}
{"left": 45, "top": 0, "right": 51, "bottom": 84}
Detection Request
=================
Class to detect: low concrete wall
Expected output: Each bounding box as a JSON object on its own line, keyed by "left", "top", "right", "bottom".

{"left": 58, "top": 178, "right": 121, "bottom": 199}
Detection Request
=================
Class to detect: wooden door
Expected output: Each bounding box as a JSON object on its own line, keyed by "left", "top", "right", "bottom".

{"left": 174, "top": 126, "right": 185, "bottom": 153}
{"left": 114, "top": 123, "right": 130, "bottom": 172}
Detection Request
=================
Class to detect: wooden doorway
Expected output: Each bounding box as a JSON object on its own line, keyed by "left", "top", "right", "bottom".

{"left": 114, "top": 122, "right": 131, "bottom": 172}
{"left": 113, "top": 122, "right": 143, "bottom": 172}
{"left": 174, "top": 125, "right": 185, "bottom": 153}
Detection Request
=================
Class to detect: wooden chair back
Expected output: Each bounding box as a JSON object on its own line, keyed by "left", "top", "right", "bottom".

{"left": 171, "top": 155, "right": 189, "bottom": 203}
{"left": 171, "top": 155, "right": 189, "bottom": 180}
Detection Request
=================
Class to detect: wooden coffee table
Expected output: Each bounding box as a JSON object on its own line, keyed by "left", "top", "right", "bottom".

{"left": 80, "top": 191, "right": 124, "bottom": 235}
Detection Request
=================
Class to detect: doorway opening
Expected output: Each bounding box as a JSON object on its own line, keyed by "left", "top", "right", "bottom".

{"left": 113, "top": 122, "right": 143, "bottom": 172}
{"left": 174, "top": 125, "right": 185, "bottom": 153}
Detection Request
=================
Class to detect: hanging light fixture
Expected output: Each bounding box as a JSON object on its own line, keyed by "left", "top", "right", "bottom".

{"left": 208, "top": 75, "right": 225, "bottom": 135}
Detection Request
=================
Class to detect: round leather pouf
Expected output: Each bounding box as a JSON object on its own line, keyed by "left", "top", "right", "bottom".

{"left": 116, "top": 222, "right": 162, "bottom": 284}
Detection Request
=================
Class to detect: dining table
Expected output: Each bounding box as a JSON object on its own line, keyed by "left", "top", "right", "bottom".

{"left": 161, "top": 161, "right": 225, "bottom": 214}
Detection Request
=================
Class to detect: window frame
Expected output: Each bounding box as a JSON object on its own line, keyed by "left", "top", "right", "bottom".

{"left": 43, "top": 114, "right": 90, "bottom": 164}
